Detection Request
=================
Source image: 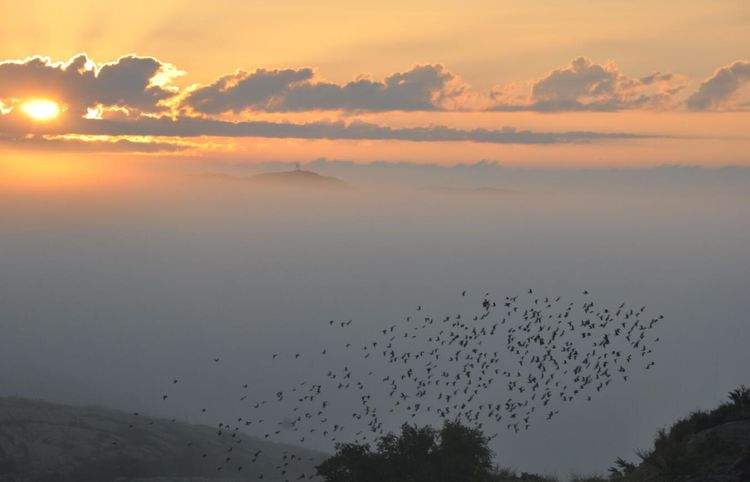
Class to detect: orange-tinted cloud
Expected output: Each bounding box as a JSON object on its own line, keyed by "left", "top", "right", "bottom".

{"left": 5, "top": 53, "right": 750, "bottom": 120}
{"left": 0, "top": 113, "right": 653, "bottom": 145}
{"left": 0, "top": 133, "right": 188, "bottom": 153}
{"left": 183, "top": 65, "right": 463, "bottom": 114}
{"left": 686, "top": 60, "right": 750, "bottom": 111}
{"left": 489, "top": 57, "right": 686, "bottom": 112}
{"left": 5, "top": 52, "right": 750, "bottom": 156}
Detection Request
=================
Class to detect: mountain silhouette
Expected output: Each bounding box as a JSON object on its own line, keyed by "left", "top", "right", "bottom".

{"left": 249, "top": 169, "right": 348, "bottom": 189}
{"left": 195, "top": 169, "right": 349, "bottom": 190}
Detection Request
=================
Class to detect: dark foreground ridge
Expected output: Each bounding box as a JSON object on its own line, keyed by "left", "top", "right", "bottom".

{"left": 0, "top": 397, "right": 325, "bottom": 482}
{"left": 607, "top": 385, "right": 750, "bottom": 482}
{"left": 2, "top": 387, "right": 749, "bottom": 481}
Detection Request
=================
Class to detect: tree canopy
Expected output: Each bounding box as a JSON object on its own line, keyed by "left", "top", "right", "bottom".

{"left": 316, "top": 420, "right": 494, "bottom": 482}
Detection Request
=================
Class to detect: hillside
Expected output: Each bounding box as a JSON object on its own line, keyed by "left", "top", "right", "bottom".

{"left": 610, "top": 386, "right": 750, "bottom": 482}
{"left": 0, "top": 397, "right": 325, "bottom": 482}
{"left": 500, "top": 386, "right": 750, "bottom": 482}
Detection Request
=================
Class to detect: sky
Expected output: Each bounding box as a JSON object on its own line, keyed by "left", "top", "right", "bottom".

{"left": 1, "top": 2, "right": 750, "bottom": 478}
{"left": 1, "top": 0, "right": 750, "bottom": 188}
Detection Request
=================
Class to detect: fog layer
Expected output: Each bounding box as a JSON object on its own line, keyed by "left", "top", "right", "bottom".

{"left": 1, "top": 166, "right": 748, "bottom": 476}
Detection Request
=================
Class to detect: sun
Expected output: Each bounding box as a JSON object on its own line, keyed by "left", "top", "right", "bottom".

{"left": 20, "top": 99, "right": 61, "bottom": 121}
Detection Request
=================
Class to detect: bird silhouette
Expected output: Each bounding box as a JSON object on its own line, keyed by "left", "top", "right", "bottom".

{"left": 155, "top": 287, "right": 664, "bottom": 481}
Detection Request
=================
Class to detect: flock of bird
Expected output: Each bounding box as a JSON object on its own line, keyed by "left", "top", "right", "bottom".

{"left": 127, "top": 288, "right": 665, "bottom": 481}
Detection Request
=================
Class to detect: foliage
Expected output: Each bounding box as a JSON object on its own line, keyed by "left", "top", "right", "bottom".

{"left": 316, "top": 420, "right": 495, "bottom": 482}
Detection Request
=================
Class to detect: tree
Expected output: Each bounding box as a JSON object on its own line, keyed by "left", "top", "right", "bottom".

{"left": 315, "top": 443, "right": 382, "bottom": 482}
{"left": 435, "top": 421, "right": 494, "bottom": 481}
{"left": 316, "top": 420, "right": 495, "bottom": 482}
{"left": 728, "top": 385, "right": 750, "bottom": 407}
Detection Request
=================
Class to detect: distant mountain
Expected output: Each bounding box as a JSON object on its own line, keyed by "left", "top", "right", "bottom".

{"left": 248, "top": 169, "right": 348, "bottom": 189}
{"left": 193, "top": 169, "right": 349, "bottom": 190}
{"left": 0, "top": 397, "right": 325, "bottom": 482}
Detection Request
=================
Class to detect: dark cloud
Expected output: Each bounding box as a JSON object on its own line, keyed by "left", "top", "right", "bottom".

{"left": 686, "top": 60, "right": 750, "bottom": 111}
{"left": 639, "top": 72, "right": 677, "bottom": 85}
{"left": 184, "top": 68, "right": 314, "bottom": 114}
{"left": 183, "top": 65, "right": 461, "bottom": 113}
{"left": 0, "top": 54, "right": 180, "bottom": 115}
{"left": 0, "top": 133, "right": 188, "bottom": 153}
{"left": 490, "top": 57, "right": 684, "bottom": 112}
{"left": 0, "top": 114, "right": 653, "bottom": 144}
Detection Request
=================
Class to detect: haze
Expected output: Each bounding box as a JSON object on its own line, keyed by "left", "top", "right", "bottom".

{"left": 1, "top": 165, "right": 748, "bottom": 476}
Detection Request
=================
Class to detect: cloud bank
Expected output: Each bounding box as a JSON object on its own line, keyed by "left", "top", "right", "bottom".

{"left": 2, "top": 53, "right": 747, "bottom": 119}
{"left": 0, "top": 133, "right": 188, "bottom": 153}
{"left": 0, "top": 115, "right": 652, "bottom": 145}
{"left": 1, "top": 53, "right": 747, "bottom": 152}
{"left": 490, "top": 57, "right": 685, "bottom": 112}
{"left": 686, "top": 60, "right": 750, "bottom": 111}
{"left": 183, "top": 65, "right": 462, "bottom": 113}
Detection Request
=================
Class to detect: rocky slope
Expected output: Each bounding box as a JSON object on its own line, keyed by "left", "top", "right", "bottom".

{"left": 611, "top": 387, "right": 750, "bottom": 482}
{"left": 628, "top": 419, "right": 750, "bottom": 482}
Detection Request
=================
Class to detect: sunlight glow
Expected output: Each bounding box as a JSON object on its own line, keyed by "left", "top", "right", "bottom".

{"left": 20, "top": 99, "right": 60, "bottom": 121}
{"left": 0, "top": 156, "right": 113, "bottom": 192}
{"left": 84, "top": 105, "right": 103, "bottom": 119}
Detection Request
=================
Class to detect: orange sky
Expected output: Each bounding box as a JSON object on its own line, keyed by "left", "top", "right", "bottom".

{"left": 3, "top": 0, "right": 747, "bottom": 84}
{"left": 1, "top": 0, "right": 749, "bottom": 184}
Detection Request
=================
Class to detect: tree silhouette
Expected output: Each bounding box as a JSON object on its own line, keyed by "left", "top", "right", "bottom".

{"left": 728, "top": 385, "right": 750, "bottom": 407}
{"left": 316, "top": 420, "right": 494, "bottom": 482}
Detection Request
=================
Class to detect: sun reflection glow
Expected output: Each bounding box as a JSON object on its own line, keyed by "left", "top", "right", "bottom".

{"left": 20, "top": 99, "right": 60, "bottom": 121}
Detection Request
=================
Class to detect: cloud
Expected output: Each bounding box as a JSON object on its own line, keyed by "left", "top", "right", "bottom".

{"left": 0, "top": 114, "right": 653, "bottom": 145}
{"left": 6, "top": 52, "right": 747, "bottom": 118}
{"left": 0, "top": 133, "right": 188, "bottom": 153}
{"left": 183, "top": 68, "right": 314, "bottom": 114}
{"left": 490, "top": 57, "right": 685, "bottom": 112}
{"left": 0, "top": 54, "right": 181, "bottom": 115}
{"left": 0, "top": 55, "right": 666, "bottom": 147}
{"left": 183, "top": 64, "right": 464, "bottom": 113}
{"left": 686, "top": 60, "right": 750, "bottom": 110}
